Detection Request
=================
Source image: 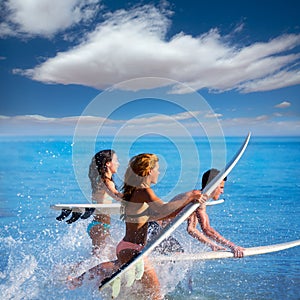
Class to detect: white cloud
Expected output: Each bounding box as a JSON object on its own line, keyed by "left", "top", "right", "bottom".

{"left": 2, "top": 4, "right": 300, "bottom": 93}
{"left": 1, "top": 112, "right": 299, "bottom": 136}
{"left": 220, "top": 115, "right": 300, "bottom": 136}
{"left": 238, "top": 69, "right": 300, "bottom": 93}
{"left": 205, "top": 113, "right": 223, "bottom": 118}
{"left": 275, "top": 101, "right": 291, "bottom": 108}
{"left": 0, "top": 21, "right": 16, "bottom": 36}
{"left": 0, "top": 111, "right": 222, "bottom": 136}
{"left": 0, "top": 0, "right": 100, "bottom": 37}
{"left": 232, "top": 22, "right": 244, "bottom": 34}
{"left": 0, "top": 111, "right": 200, "bottom": 126}
{"left": 255, "top": 115, "right": 269, "bottom": 121}
{"left": 0, "top": 112, "right": 196, "bottom": 135}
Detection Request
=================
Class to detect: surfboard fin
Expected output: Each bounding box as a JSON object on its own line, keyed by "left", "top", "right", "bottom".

{"left": 56, "top": 209, "right": 72, "bottom": 221}
{"left": 80, "top": 208, "right": 95, "bottom": 219}
{"left": 135, "top": 259, "right": 144, "bottom": 280}
{"left": 110, "top": 277, "right": 121, "bottom": 298}
{"left": 124, "top": 267, "right": 136, "bottom": 287}
{"left": 66, "top": 212, "right": 82, "bottom": 224}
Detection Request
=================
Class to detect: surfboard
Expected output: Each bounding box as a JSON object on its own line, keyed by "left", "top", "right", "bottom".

{"left": 152, "top": 239, "right": 300, "bottom": 262}
{"left": 50, "top": 203, "right": 122, "bottom": 223}
{"left": 60, "top": 239, "right": 299, "bottom": 292}
{"left": 50, "top": 200, "right": 225, "bottom": 223}
{"left": 98, "top": 132, "right": 251, "bottom": 295}
{"left": 207, "top": 199, "right": 224, "bottom": 206}
{"left": 51, "top": 199, "right": 223, "bottom": 212}
{"left": 51, "top": 203, "right": 121, "bottom": 215}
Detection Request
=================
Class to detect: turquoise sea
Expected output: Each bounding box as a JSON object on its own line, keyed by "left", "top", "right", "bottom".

{"left": 0, "top": 135, "right": 299, "bottom": 299}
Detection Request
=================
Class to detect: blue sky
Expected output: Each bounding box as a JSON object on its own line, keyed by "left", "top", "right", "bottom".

{"left": 0, "top": 0, "right": 299, "bottom": 136}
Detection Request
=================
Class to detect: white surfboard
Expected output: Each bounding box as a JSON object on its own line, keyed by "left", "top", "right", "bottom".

{"left": 206, "top": 199, "right": 224, "bottom": 206}
{"left": 51, "top": 203, "right": 121, "bottom": 215}
{"left": 50, "top": 199, "right": 224, "bottom": 222}
{"left": 98, "top": 132, "right": 251, "bottom": 295}
{"left": 152, "top": 239, "right": 300, "bottom": 262}
{"left": 59, "top": 239, "right": 299, "bottom": 292}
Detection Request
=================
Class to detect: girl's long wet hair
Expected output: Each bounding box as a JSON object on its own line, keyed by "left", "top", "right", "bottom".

{"left": 122, "top": 153, "right": 158, "bottom": 202}
{"left": 88, "top": 149, "right": 116, "bottom": 194}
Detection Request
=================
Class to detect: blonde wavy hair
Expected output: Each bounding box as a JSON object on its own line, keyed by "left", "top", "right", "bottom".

{"left": 122, "top": 153, "right": 159, "bottom": 202}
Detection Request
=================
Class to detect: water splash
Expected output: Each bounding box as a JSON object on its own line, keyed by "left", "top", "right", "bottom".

{"left": 0, "top": 237, "right": 38, "bottom": 300}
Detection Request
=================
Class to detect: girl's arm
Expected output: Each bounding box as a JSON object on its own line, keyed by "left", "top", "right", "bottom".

{"left": 101, "top": 180, "right": 123, "bottom": 202}
{"left": 146, "top": 189, "right": 205, "bottom": 221}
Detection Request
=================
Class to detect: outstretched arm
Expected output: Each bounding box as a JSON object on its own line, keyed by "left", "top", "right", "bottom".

{"left": 147, "top": 190, "right": 205, "bottom": 221}
{"left": 196, "top": 208, "right": 244, "bottom": 258}
{"left": 187, "top": 212, "right": 226, "bottom": 251}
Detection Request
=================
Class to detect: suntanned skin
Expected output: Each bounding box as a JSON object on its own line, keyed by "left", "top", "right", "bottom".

{"left": 187, "top": 180, "right": 245, "bottom": 258}
{"left": 89, "top": 153, "right": 123, "bottom": 256}
{"left": 68, "top": 161, "right": 206, "bottom": 298}
{"left": 122, "top": 188, "right": 201, "bottom": 246}
{"left": 118, "top": 162, "right": 204, "bottom": 300}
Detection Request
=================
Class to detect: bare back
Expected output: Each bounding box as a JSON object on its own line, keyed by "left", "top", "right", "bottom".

{"left": 123, "top": 187, "right": 163, "bottom": 246}
{"left": 92, "top": 181, "right": 115, "bottom": 223}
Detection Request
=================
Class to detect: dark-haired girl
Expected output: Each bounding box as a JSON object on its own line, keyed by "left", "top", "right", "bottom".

{"left": 88, "top": 149, "right": 122, "bottom": 256}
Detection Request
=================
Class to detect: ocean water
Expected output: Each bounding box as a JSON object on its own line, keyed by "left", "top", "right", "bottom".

{"left": 0, "top": 135, "right": 299, "bottom": 300}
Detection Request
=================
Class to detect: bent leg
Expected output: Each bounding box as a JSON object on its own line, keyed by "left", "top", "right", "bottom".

{"left": 141, "top": 257, "right": 162, "bottom": 300}
{"left": 89, "top": 260, "right": 120, "bottom": 279}
{"left": 116, "top": 243, "right": 163, "bottom": 299}
{"left": 89, "top": 224, "right": 110, "bottom": 256}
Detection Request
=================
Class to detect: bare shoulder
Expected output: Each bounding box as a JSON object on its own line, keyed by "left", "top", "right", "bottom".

{"left": 106, "top": 180, "right": 119, "bottom": 194}
{"left": 135, "top": 187, "right": 152, "bottom": 198}
{"left": 106, "top": 180, "right": 116, "bottom": 189}
{"left": 134, "top": 188, "right": 161, "bottom": 203}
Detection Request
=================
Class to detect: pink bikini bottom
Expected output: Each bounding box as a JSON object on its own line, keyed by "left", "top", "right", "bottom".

{"left": 116, "top": 239, "right": 144, "bottom": 255}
